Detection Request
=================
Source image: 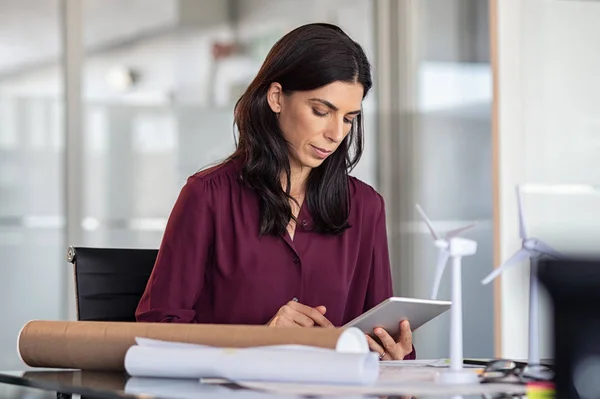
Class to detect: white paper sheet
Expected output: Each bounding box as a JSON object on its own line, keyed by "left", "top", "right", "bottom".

{"left": 197, "top": 360, "right": 525, "bottom": 396}
{"left": 124, "top": 377, "right": 303, "bottom": 399}
{"left": 378, "top": 363, "right": 441, "bottom": 383}
{"left": 380, "top": 359, "right": 482, "bottom": 368}
{"left": 126, "top": 377, "right": 374, "bottom": 399}
{"left": 199, "top": 361, "right": 525, "bottom": 396}
{"left": 233, "top": 380, "right": 527, "bottom": 397}
{"left": 124, "top": 338, "right": 379, "bottom": 386}
{"left": 380, "top": 359, "right": 449, "bottom": 368}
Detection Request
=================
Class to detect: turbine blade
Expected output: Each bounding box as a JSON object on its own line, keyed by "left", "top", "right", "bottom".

{"left": 415, "top": 203, "right": 440, "bottom": 240}
{"left": 481, "top": 248, "right": 532, "bottom": 285}
{"left": 533, "top": 239, "right": 563, "bottom": 259}
{"left": 431, "top": 249, "right": 450, "bottom": 300}
{"left": 517, "top": 185, "right": 528, "bottom": 240}
{"left": 446, "top": 222, "right": 478, "bottom": 238}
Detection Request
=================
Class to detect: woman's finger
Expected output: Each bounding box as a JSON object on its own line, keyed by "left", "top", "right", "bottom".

{"left": 399, "top": 320, "right": 413, "bottom": 350}
{"left": 281, "top": 305, "right": 315, "bottom": 327}
{"left": 269, "top": 314, "right": 297, "bottom": 327}
{"left": 365, "top": 334, "right": 386, "bottom": 358}
{"left": 288, "top": 301, "right": 334, "bottom": 327}
{"left": 374, "top": 327, "right": 398, "bottom": 358}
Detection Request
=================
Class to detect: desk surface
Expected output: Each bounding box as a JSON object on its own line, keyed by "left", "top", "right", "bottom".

{"left": 0, "top": 369, "right": 529, "bottom": 399}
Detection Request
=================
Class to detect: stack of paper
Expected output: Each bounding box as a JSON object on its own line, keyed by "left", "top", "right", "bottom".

{"left": 124, "top": 337, "right": 379, "bottom": 386}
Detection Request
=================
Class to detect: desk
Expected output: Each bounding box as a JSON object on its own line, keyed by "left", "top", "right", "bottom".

{"left": 0, "top": 369, "right": 530, "bottom": 399}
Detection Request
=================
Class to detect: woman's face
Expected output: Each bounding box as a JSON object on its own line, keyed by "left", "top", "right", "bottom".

{"left": 266, "top": 81, "right": 364, "bottom": 171}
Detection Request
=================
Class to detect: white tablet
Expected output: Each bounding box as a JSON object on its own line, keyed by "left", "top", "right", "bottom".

{"left": 343, "top": 296, "right": 451, "bottom": 340}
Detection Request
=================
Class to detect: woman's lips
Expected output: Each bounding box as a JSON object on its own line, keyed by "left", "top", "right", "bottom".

{"left": 310, "top": 145, "right": 332, "bottom": 159}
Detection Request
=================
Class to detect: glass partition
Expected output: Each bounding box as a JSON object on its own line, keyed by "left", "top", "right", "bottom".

{"left": 0, "top": 0, "right": 65, "bottom": 369}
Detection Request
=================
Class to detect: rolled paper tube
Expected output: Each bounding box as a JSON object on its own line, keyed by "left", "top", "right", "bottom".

{"left": 18, "top": 320, "right": 368, "bottom": 371}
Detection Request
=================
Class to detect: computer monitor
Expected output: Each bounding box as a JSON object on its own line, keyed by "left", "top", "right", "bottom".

{"left": 520, "top": 184, "right": 600, "bottom": 256}
{"left": 538, "top": 257, "right": 600, "bottom": 399}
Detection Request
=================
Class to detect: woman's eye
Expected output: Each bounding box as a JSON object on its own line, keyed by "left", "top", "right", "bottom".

{"left": 312, "top": 109, "right": 327, "bottom": 117}
{"left": 344, "top": 118, "right": 354, "bottom": 124}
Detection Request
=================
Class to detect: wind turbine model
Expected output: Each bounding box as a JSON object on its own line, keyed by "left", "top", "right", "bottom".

{"left": 416, "top": 204, "right": 479, "bottom": 384}
{"left": 481, "top": 185, "right": 562, "bottom": 369}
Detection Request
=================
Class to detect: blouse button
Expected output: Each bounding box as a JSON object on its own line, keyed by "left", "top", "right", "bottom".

{"left": 292, "top": 256, "right": 300, "bottom": 263}
{"left": 301, "top": 220, "right": 308, "bottom": 227}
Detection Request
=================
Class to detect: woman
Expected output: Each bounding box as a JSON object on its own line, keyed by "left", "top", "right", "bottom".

{"left": 136, "top": 23, "right": 415, "bottom": 361}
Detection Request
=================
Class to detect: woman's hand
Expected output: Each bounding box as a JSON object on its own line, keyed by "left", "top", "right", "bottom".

{"left": 267, "top": 300, "right": 334, "bottom": 328}
{"left": 366, "top": 320, "right": 413, "bottom": 360}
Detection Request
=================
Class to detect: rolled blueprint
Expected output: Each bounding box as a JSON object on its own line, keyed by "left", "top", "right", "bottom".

{"left": 17, "top": 320, "right": 369, "bottom": 371}
{"left": 124, "top": 337, "right": 379, "bottom": 385}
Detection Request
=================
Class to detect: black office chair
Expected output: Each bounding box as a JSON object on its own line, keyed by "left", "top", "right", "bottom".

{"left": 66, "top": 246, "right": 158, "bottom": 322}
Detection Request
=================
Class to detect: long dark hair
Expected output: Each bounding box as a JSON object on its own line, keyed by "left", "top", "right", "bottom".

{"left": 230, "top": 23, "right": 372, "bottom": 237}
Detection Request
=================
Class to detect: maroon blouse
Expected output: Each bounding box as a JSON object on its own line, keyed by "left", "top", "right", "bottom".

{"left": 136, "top": 157, "right": 415, "bottom": 359}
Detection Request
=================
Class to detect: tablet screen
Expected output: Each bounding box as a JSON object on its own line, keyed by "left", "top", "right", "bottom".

{"left": 343, "top": 296, "right": 451, "bottom": 339}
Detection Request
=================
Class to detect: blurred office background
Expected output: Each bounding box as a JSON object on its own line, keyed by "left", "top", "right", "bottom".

{"left": 1, "top": 0, "right": 598, "bottom": 371}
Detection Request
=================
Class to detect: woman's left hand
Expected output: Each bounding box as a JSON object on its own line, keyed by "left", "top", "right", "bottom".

{"left": 366, "top": 320, "right": 413, "bottom": 360}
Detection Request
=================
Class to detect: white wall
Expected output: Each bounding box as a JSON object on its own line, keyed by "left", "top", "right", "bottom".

{"left": 495, "top": 0, "right": 600, "bottom": 359}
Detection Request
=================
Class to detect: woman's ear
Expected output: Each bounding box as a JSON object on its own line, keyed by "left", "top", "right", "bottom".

{"left": 266, "top": 82, "right": 283, "bottom": 114}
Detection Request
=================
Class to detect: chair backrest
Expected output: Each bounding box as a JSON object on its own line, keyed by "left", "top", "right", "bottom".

{"left": 67, "top": 246, "right": 158, "bottom": 322}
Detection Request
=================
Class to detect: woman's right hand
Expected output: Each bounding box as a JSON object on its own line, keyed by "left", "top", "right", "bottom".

{"left": 267, "top": 300, "right": 334, "bottom": 328}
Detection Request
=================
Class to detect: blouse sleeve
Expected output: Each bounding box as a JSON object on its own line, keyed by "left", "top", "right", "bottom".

{"left": 135, "top": 177, "right": 214, "bottom": 323}
{"left": 364, "top": 194, "right": 416, "bottom": 360}
{"left": 363, "top": 194, "right": 394, "bottom": 312}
